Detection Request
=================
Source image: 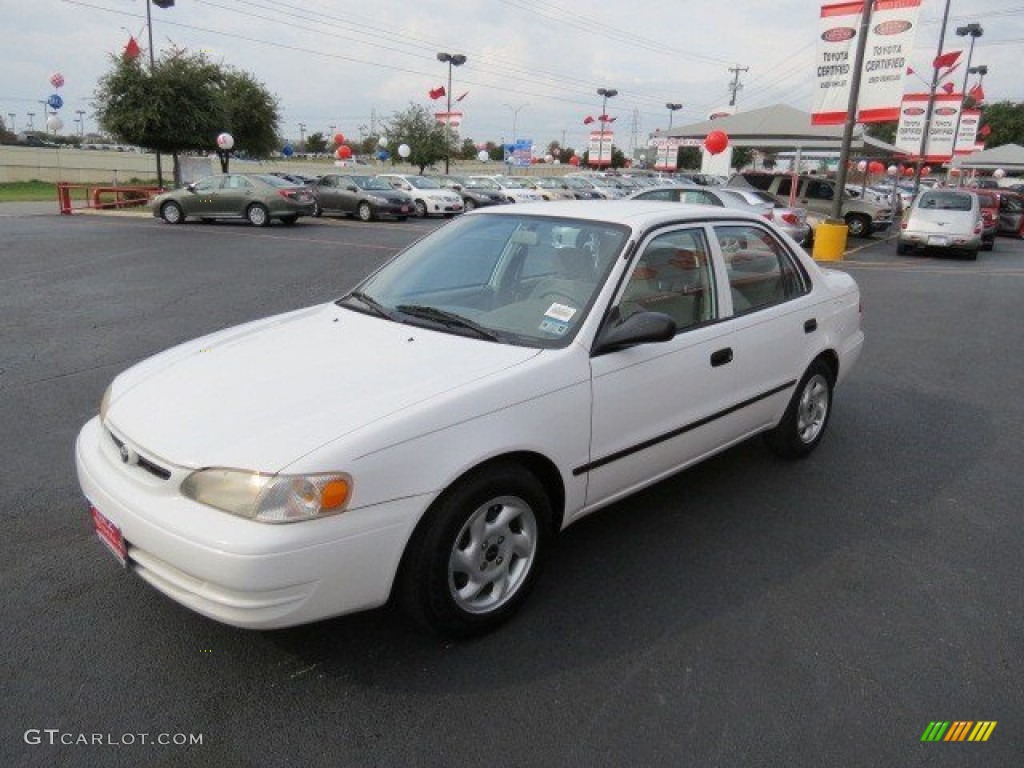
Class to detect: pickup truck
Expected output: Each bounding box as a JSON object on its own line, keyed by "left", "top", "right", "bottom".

{"left": 728, "top": 172, "right": 894, "bottom": 238}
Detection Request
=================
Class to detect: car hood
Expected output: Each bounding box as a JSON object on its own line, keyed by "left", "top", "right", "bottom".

{"left": 106, "top": 305, "right": 540, "bottom": 471}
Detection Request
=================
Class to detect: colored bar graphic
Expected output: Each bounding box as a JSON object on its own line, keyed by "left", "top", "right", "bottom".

{"left": 921, "top": 720, "right": 996, "bottom": 742}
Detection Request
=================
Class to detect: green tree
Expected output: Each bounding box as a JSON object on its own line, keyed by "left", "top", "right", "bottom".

{"left": 866, "top": 121, "right": 898, "bottom": 145}
{"left": 0, "top": 116, "right": 15, "bottom": 145}
{"left": 306, "top": 131, "right": 328, "bottom": 155}
{"left": 93, "top": 48, "right": 281, "bottom": 185}
{"left": 384, "top": 103, "right": 451, "bottom": 173}
{"left": 732, "top": 146, "right": 754, "bottom": 170}
{"left": 678, "top": 147, "right": 702, "bottom": 170}
{"left": 977, "top": 101, "right": 1024, "bottom": 148}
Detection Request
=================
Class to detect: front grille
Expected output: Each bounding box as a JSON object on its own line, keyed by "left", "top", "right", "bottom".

{"left": 108, "top": 432, "right": 172, "bottom": 480}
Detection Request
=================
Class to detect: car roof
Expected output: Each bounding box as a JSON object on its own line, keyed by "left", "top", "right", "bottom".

{"left": 472, "top": 199, "right": 774, "bottom": 228}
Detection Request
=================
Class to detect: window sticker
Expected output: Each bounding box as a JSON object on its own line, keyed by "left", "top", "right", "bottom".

{"left": 538, "top": 319, "right": 569, "bottom": 336}
{"left": 544, "top": 303, "right": 577, "bottom": 322}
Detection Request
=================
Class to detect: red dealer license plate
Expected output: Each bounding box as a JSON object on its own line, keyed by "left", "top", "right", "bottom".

{"left": 91, "top": 505, "right": 127, "bottom": 567}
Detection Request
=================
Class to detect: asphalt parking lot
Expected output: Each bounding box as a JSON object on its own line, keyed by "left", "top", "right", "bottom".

{"left": 1, "top": 207, "right": 1022, "bottom": 767}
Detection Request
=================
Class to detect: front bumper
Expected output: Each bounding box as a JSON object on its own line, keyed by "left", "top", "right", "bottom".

{"left": 75, "top": 416, "right": 431, "bottom": 629}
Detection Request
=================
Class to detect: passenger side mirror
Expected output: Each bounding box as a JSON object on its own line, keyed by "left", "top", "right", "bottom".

{"left": 186, "top": 183, "right": 196, "bottom": 192}
{"left": 593, "top": 311, "right": 676, "bottom": 356}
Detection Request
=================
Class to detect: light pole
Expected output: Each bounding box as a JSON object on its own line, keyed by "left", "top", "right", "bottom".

{"left": 950, "top": 22, "right": 983, "bottom": 181}
{"left": 147, "top": 0, "right": 175, "bottom": 187}
{"left": 504, "top": 103, "right": 528, "bottom": 171}
{"left": 76, "top": 109, "right": 85, "bottom": 138}
{"left": 7, "top": 112, "right": 14, "bottom": 132}
{"left": 436, "top": 52, "right": 466, "bottom": 173}
{"left": 595, "top": 87, "right": 617, "bottom": 169}
{"left": 298, "top": 123, "right": 306, "bottom": 154}
{"left": 662, "top": 103, "right": 682, "bottom": 171}
{"left": 26, "top": 112, "right": 35, "bottom": 130}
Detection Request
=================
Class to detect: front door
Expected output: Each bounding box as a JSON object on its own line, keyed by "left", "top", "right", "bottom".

{"left": 214, "top": 174, "right": 256, "bottom": 215}
{"left": 587, "top": 227, "right": 740, "bottom": 508}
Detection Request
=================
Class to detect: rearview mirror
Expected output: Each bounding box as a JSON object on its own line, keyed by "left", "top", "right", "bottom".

{"left": 593, "top": 311, "right": 676, "bottom": 355}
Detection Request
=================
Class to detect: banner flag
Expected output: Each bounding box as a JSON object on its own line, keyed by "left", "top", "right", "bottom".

{"left": 894, "top": 92, "right": 961, "bottom": 161}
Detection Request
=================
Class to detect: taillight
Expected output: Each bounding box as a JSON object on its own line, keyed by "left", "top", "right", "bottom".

{"left": 779, "top": 212, "right": 799, "bottom": 225}
{"left": 901, "top": 220, "right": 908, "bottom": 230}
{"left": 974, "top": 221, "right": 983, "bottom": 234}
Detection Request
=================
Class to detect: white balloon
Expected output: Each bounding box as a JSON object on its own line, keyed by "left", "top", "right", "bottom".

{"left": 216, "top": 132, "right": 235, "bottom": 150}
{"left": 377, "top": 136, "right": 388, "bottom": 147}
{"left": 545, "top": 154, "right": 554, "bottom": 163}
{"left": 887, "top": 165, "right": 898, "bottom": 176}
{"left": 46, "top": 115, "right": 64, "bottom": 132}
{"left": 993, "top": 168, "right": 1006, "bottom": 179}
{"left": 856, "top": 160, "right": 867, "bottom": 172}
{"left": 477, "top": 149, "right": 489, "bottom": 162}
{"left": 398, "top": 143, "right": 411, "bottom": 158}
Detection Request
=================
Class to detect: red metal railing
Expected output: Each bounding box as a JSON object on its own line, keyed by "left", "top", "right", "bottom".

{"left": 56, "top": 182, "right": 163, "bottom": 215}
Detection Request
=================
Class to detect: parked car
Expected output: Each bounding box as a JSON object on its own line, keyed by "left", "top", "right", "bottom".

{"left": 311, "top": 174, "right": 413, "bottom": 221}
{"left": 560, "top": 176, "right": 605, "bottom": 200}
{"left": 729, "top": 172, "right": 894, "bottom": 238}
{"left": 377, "top": 174, "right": 464, "bottom": 218}
{"left": 269, "top": 172, "right": 319, "bottom": 187}
{"left": 897, "top": 188, "right": 983, "bottom": 259}
{"left": 563, "top": 174, "right": 627, "bottom": 199}
{"left": 151, "top": 174, "right": 315, "bottom": 227}
{"left": 435, "top": 175, "right": 509, "bottom": 210}
{"left": 77, "top": 201, "right": 863, "bottom": 637}
{"left": 718, "top": 186, "right": 812, "bottom": 246}
{"left": 993, "top": 190, "right": 1024, "bottom": 237}
{"left": 468, "top": 175, "right": 546, "bottom": 204}
{"left": 17, "top": 133, "right": 60, "bottom": 148}
{"left": 974, "top": 190, "right": 999, "bottom": 250}
{"left": 520, "top": 176, "right": 577, "bottom": 201}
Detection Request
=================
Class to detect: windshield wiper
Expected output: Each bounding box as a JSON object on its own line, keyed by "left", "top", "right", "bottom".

{"left": 339, "top": 291, "right": 393, "bottom": 320}
{"left": 395, "top": 305, "right": 499, "bottom": 341}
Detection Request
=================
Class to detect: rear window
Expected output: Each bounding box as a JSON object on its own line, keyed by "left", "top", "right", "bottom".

{"left": 918, "top": 191, "right": 973, "bottom": 211}
{"left": 976, "top": 192, "right": 996, "bottom": 207}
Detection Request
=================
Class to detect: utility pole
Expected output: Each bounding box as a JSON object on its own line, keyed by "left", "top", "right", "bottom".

{"left": 76, "top": 109, "right": 85, "bottom": 137}
{"left": 298, "top": 122, "right": 306, "bottom": 153}
{"left": 728, "top": 65, "right": 749, "bottom": 107}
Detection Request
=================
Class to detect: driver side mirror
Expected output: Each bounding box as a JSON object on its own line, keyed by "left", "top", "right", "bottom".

{"left": 593, "top": 311, "right": 676, "bottom": 356}
{"left": 186, "top": 183, "right": 196, "bottom": 192}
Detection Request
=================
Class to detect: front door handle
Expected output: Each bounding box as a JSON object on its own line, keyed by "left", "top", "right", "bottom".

{"left": 804, "top": 318, "right": 818, "bottom": 333}
{"left": 710, "top": 347, "right": 733, "bottom": 367}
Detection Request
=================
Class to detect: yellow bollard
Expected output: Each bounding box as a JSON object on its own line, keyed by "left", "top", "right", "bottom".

{"left": 812, "top": 219, "right": 848, "bottom": 261}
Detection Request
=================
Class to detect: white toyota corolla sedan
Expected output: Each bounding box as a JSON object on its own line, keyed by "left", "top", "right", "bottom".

{"left": 76, "top": 201, "right": 864, "bottom": 637}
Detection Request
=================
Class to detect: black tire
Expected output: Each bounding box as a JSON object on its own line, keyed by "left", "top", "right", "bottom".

{"left": 396, "top": 216, "right": 408, "bottom": 222}
{"left": 845, "top": 213, "right": 871, "bottom": 238}
{"left": 764, "top": 359, "right": 834, "bottom": 459}
{"left": 357, "top": 202, "right": 374, "bottom": 222}
{"left": 160, "top": 201, "right": 185, "bottom": 225}
{"left": 896, "top": 241, "right": 911, "bottom": 255}
{"left": 312, "top": 200, "right": 323, "bottom": 218}
{"left": 200, "top": 217, "right": 214, "bottom": 224}
{"left": 464, "top": 198, "right": 477, "bottom": 212}
{"left": 414, "top": 199, "right": 428, "bottom": 218}
{"left": 280, "top": 215, "right": 298, "bottom": 226}
{"left": 982, "top": 238, "right": 994, "bottom": 252}
{"left": 964, "top": 248, "right": 978, "bottom": 261}
{"left": 246, "top": 203, "right": 270, "bottom": 227}
{"left": 396, "top": 462, "right": 551, "bottom": 638}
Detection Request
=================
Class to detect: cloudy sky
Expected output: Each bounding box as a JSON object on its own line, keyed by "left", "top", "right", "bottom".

{"left": 1, "top": 0, "right": 1019, "bottom": 151}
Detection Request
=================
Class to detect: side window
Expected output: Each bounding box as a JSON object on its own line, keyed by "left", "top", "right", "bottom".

{"left": 679, "top": 190, "right": 717, "bottom": 206}
{"left": 194, "top": 177, "right": 220, "bottom": 193}
{"left": 715, "top": 224, "right": 809, "bottom": 314}
{"left": 775, "top": 178, "right": 792, "bottom": 196}
{"left": 807, "top": 180, "right": 835, "bottom": 201}
{"left": 619, "top": 229, "right": 716, "bottom": 332}
{"left": 638, "top": 189, "right": 675, "bottom": 201}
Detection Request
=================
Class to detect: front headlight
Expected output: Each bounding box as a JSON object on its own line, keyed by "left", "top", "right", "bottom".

{"left": 181, "top": 469, "right": 353, "bottom": 524}
{"left": 99, "top": 384, "right": 113, "bottom": 421}
{"left": 367, "top": 195, "right": 387, "bottom": 204}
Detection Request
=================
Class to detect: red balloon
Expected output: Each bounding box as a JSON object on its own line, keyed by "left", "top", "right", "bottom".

{"left": 920, "top": 166, "right": 931, "bottom": 176}
{"left": 902, "top": 166, "right": 914, "bottom": 177}
{"left": 867, "top": 161, "right": 885, "bottom": 175}
{"left": 333, "top": 133, "right": 345, "bottom": 146}
{"left": 569, "top": 155, "right": 580, "bottom": 166}
{"left": 704, "top": 130, "right": 729, "bottom": 155}
{"left": 338, "top": 145, "right": 353, "bottom": 159}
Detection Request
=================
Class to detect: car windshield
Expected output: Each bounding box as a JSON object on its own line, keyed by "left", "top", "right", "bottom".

{"left": 408, "top": 177, "right": 442, "bottom": 189}
{"left": 918, "top": 191, "right": 973, "bottom": 211}
{"left": 563, "top": 178, "right": 590, "bottom": 189}
{"left": 534, "top": 178, "right": 561, "bottom": 189}
{"left": 501, "top": 178, "right": 531, "bottom": 189}
{"left": 466, "top": 178, "right": 501, "bottom": 189}
{"left": 341, "top": 213, "right": 629, "bottom": 348}
{"left": 352, "top": 175, "right": 391, "bottom": 190}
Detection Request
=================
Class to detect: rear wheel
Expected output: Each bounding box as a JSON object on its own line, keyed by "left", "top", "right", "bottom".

{"left": 964, "top": 248, "right": 978, "bottom": 261}
{"left": 280, "top": 215, "right": 298, "bottom": 226}
{"left": 160, "top": 201, "right": 184, "bottom": 225}
{"left": 246, "top": 203, "right": 270, "bottom": 227}
{"left": 464, "top": 199, "right": 477, "bottom": 212}
{"left": 414, "top": 199, "right": 428, "bottom": 218}
{"left": 397, "top": 463, "right": 551, "bottom": 638}
{"left": 765, "top": 359, "right": 834, "bottom": 459}
{"left": 312, "top": 200, "right": 323, "bottom": 217}
{"left": 357, "top": 202, "right": 374, "bottom": 222}
{"left": 896, "top": 241, "right": 911, "bottom": 255}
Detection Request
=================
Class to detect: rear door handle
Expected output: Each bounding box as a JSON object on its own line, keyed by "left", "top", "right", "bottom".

{"left": 804, "top": 318, "right": 818, "bottom": 333}
{"left": 710, "top": 348, "right": 733, "bottom": 367}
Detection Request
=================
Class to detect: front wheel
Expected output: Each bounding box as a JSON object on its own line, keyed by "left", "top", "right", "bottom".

{"left": 357, "top": 201, "right": 374, "bottom": 222}
{"left": 246, "top": 203, "right": 270, "bottom": 227}
{"left": 161, "top": 201, "right": 185, "bottom": 225}
{"left": 464, "top": 198, "right": 477, "bottom": 212}
{"left": 396, "top": 463, "right": 551, "bottom": 638}
{"left": 845, "top": 213, "right": 871, "bottom": 238}
{"left": 414, "top": 199, "right": 428, "bottom": 218}
{"left": 764, "top": 359, "right": 834, "bottom": 459}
